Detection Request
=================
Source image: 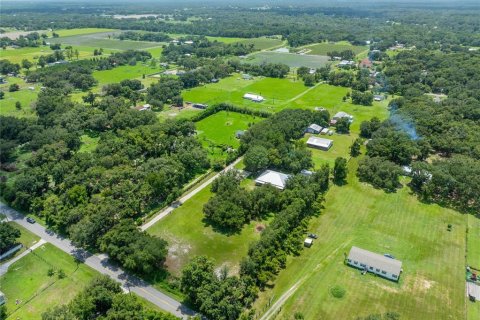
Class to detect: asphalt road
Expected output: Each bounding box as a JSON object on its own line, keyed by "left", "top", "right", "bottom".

{"left": 141, "top": 157, "right": 243, "bottom": 231}
{"left": 0, "top": 202, "right": 196, "bottom": 319}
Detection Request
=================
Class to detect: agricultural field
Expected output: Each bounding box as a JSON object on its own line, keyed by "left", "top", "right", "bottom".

{"left": 299, "top": 41, "right": 368, "bottom": 56}
{"left": 254, "top": 159, "right": 467, "bottom": 320}
{"left": 196, "top": 111, "right": 262, "bottom": 148}
{"left": 0, "top": 77, "right": 39, "bottom": 118}
{"left": 246, "top": 51, "right": 330, "bottom": 68}
{"left": 235, "top": 37, "right": 284, "bottom": 50}
{"left": 147, "top": 185, "right": 266, "bottom": 276}
{"left": 52, "top": 28, "right": 117, "bottom": 37}
{"left": 0, "top": 243, "right": 99, "bottom": 319}
{"left": 48, "top": 32, "right": 162, "bottom": 50}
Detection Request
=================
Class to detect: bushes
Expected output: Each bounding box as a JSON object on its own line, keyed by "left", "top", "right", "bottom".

{"left": 357, "top": 156, "right": 402, "bottom": 192}
{"left": 330, "top": 285, "right": 346, "bottom": 298}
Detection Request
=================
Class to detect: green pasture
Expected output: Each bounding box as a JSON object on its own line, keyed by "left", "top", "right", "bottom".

{"left": 48, "top": 32, "right": 161, "bottom": 50}
{"left": 467, "top": 214, "right": 480, "bottom": 270}
{"left": 0, "top": 243, "right": 98, "bottom": 319}
{"left": 52, "top": 28, "right": 117, "bottom": 37}
{"left": 206, "top": 36, "right": 246, "bottom": 44}
{"left": 156, "top": 106, "right": 203, "bottom": 122}
{"left": 147, "top": 186, "right": 265, "bottom": 276}
{"left": 93, "top": 64, "right": 161, "bottom": 86}
{"left": 236, "top": 37, "right": 284, "bottom": 50}
{"left": 300, "top": 41, "right": 368, "bottom": 56}
{"left": 254, "top": 158, "right": 467, "bottom": 320}
{"left": 195, "top": 111, "right": 261, "bottom": 149}
{"left": 0, "top": 77, "right": 39, "bottom": 118}
{"left": 246, "top": 52, "right": 330, "bottom": 68}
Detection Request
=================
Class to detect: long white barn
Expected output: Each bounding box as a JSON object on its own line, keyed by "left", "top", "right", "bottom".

{"left": 347, "top": 246, "right": 402, "bottom": 281}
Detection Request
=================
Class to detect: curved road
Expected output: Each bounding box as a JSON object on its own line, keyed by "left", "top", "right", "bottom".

{"left": 0, "top": 203, "right": 195, "bottom": 319}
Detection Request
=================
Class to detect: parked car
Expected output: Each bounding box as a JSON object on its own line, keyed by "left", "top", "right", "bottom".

{"left": 308, "top": 233, "right": 318, "bottom": 239}
{"left": 26, "top": 217, "right": 36, "bottom": 224}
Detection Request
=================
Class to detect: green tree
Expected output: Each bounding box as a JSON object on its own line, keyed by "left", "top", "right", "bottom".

{"left": 335, "top": 117, "right": 350, "bottom": 134}
{"left": 350, "top": 138, "right": 361, "bottom": 157}
{"left": 21, "top": 59, "right": 33, "bottom": 70}
{"left": 0, "top": 222, "right": 21, "bottom": 254}
{"left": 15, "top": 101, "right": 22, "bottom": 110}
{"left": 244, "top": 145, "right": 269, "bottom": 172}
{"left": 333, "top": 157, "right": 348, "bottom": 184}
{"left": 9, "top": 83, "right": 19, "bottom": 92}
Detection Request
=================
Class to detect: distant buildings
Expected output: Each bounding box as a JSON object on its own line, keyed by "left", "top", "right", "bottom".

{"left": 338, "top": 60, "right": 356, "bottom": 68}
{"left": 243, "top": 93, "right": 264, "bottom": 102}
{"left": 255, "top": 170, "right": 291, "bottom": 190}
{"left": 347, "top": 246, "right": 402, "bottom": 281}
{"left": 359, "top": 58, "right": 373, "bottom": 69}
{"left": 306, "top": 136, "right": 333, "bottom": 151}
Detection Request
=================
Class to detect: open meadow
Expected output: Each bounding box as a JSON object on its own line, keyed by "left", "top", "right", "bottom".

{"left": 48, "top": 32, "right": 162, "bottom": 50}
{"left": 235, "top": 37, "right": 284, "bottom": 50}
{"left": 253, "top": 158, "right": 468, "bottom": 320}
{"left": 299, "top": 41, "right": 368, "bottom": 56}
{"left": 0, "top": 243, "right": 99, "bottom": 319}
{"left": 0, "top": 77, "right": 39, "bottom": 118}
{"left": 247, "top": 51, "right": 330, "bottom": 68}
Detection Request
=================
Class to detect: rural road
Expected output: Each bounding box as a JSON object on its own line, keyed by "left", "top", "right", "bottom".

{"left": 0, "top": 203, "right": 196, "bottom": 319}
{"left": 141, "top": 157, "right": 243, "bottom": 231}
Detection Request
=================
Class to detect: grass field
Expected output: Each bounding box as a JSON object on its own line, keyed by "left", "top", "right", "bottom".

{"left": 299, "top": 41, "right": 368, "bottom": 56}
{"left": 52, "top": 28, "right": 117, "bottom": 37}
{"left": 467, "top": 214, "right": 480, "bottom": 270}
{"left": 147, "top": 185, "right": 265, "bottom": 276}
{"left": 2, "top": 222, "right": 41, "bottom": 262}
{"left": 247, "top": 51, "right": 330, "bottom": 68}
{"left": 196, "top": 111, "right": 262, "bottom": 148}
{"left": 253, "top": 158, "right": 467, "bottom": 320}
{"left": 48, "top": 32, "right": 162, "bottom": 50}
{"left": 0, "top": 77, "right": 39, "bottom": 118}
{"left": 236, "top": 37, "right": 284, "bottom": 50}
{"left": 93, "top": 63, "right": 161, "bottom": 86}
{"left": 0, "top": 243, "right": 99, "bottom": 319}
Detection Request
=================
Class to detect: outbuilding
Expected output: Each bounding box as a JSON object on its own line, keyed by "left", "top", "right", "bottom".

{"left": 243, "top": 93, "right": 264, "bottom": 102}
{"left": 304, "top": 238, "right": 313, "bottom": 247}
{"left": 306, "top": 136, "right": 333, "bottom": 151}
{"left": 255, "top": 170, "right": 291, "bottom": 190}
{"left": 306, "top": 124, "right": 322, "bottom": 134}
{"left": 347, "top": 246, "right": 402, "bottom": 281}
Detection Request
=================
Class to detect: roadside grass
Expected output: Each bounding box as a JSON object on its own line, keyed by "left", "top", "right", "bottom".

{"left": 1, "top": 222, "right": 41, "bottom": 262}
{"left": 0, "top": 77, "right": 38, "bottom": 118}
{"left": 253, "top": 158, "right": 467, "bottom": 320}
{"left": 467, "top": 214, "right": 480, "bottom": 270}
{"left": 196, "top": 111, "right": 262, "bottom": 148}
{"left": 0, "top": 243, "right": 99, "bottom": 319}
{"left": 246, "top": 51, "right": 330, "bottom": 68}
{"left": 147, "top": 186, "right": 265, "bottom": 277}
{"left": 299, "top": 41, "right": 368, "bottom": 56}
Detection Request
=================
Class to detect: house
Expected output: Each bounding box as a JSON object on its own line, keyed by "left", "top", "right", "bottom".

{"left": 134, "top": 104, "right": 151, "bottom": 111}
{"left": 235, "top": 130, "right": 245, "bottom": 138}
{"left": 306, "top": 124, "right": 322, "bottom": 134}
{"left": 242, "top": 73, "right": 252, "bottom": 80}
{"left": 374, "top": 95, "right": 384, "bottom": 101}
{"left": 338, "top": 60, "right": 356, "bottom": 68}
{"left": 193, "top": 103, "right": 208, "bottom": 109}
{"left": 255, "top": 170, "right": 291, "bottom": 190}
{"left": 184, "top": 40, "right": 194, "bottom": 45}
{"left": 304, "top": 238, "right": 313, "bottom": 247}
{"left": 308, "top": 68, "right": 316, "bottom": 74}
{"left": 359, "top": 58, "right": 373, "bottom": 69}
{"left": 347, "top": 246, "right": 402, "bottom": 281}
{"left": 306, "top": 136, "right": 333, "bottom": 151}
{"left": 331, "top": 111, "right": 354, "bottom": 125}
{"left": 243, "top": 93, "right": 264, "bottom": 102}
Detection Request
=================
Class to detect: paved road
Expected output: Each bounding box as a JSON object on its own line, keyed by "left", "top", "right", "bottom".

{"left": 141, "top": 157, "right": 243, "bottom": 231}
{"left": 0, "top": 203, "right": 196, "bottom": 319}
{"left": 0, "top": 239, "right": 46, "bottom": 276}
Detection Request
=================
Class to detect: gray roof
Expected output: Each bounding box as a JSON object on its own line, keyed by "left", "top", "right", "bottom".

{"left": 255, "top": 170, "right": 291, "bottom": 190}
{"left": 307, "top": 136, "right": 333, "bottom": 149}
{"left": 308, "top": 124, "right": 322, "bottom": 132}
{"left": 333, "top": 111, "right": 352, "bottom": 119}
{"left": 348, "top": 246, "right": 402, "bottom": 276}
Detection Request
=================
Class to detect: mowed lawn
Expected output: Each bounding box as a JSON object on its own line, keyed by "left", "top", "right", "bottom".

{"left": 52, "top": 28, "right": 117, "bottom": 37}
{"left": 93, "top": 64, "right": 161, "bottom": 86}
{"left": 301, "top": 41, "right": 368, "bottom": 56}
{"left": 235, "top": 37, "right": 284, "bottom": 50}
{"left": 302, "top": 133, "right": 357, "bottom": 168}
{"left": 147, "top": 186, "right": 264, "bottom": 276}
{"left": 467, "top": 214, "right": 480, "bottom": 270}
{"left": 2, "top": 222, "right": 40, "bottom": 262}
{"left": 247, "top": 51, "right": 330, "bottom": 68}
{"left": 48, "top": 32, "right": 162, "bottom": 50}
{"left": 0, "top": 243, "right": 99, "bottom": 319}
{"left": 195, "top": 111, "right": 262, "bottom": 148}
{"left": 254, "top": 159, "right": 467, "bottom": 320}
{"left": 183, "top": 74, "right": 308, "bottom": 113}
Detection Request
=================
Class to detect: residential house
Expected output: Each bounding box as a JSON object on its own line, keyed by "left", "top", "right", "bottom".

{"left": 255, "top": 170, "right": 291, "bottom": 190}
{"left": 347, "top": 246, "right": 402, "bottom": 281}
{"left": 331, "top": 111, "right": 353, "bottom": 125}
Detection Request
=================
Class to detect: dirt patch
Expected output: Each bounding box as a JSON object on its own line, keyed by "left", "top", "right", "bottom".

{"left": 164, "top": 237, "right": 192, "bottom": 275}
{"left": 255, "top": 224, "right": 266, "bottom": 233}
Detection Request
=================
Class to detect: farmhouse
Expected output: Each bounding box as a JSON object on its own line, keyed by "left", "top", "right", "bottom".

{"left": 243, "top": 93, "right": 265, "bottom": 102}
{"left": 359, "top": 58, "right": 373, "bottom": 68}
{"left": 306, "top": 136, "right": 333, "bottom": 151}
{"left": 347, "top": 246, "right": 402, "bottom": 281}
{"left": 255, "top": 170, "right": 291, "bottom": 190}
{"left": 306, "top": 124, "right": 322, "bottom": 134}
{"left": 134, "top": 104, "right": 151, "bottom": 111}
{"left": 331, "top": 111, "right": 353, "bottom": 125}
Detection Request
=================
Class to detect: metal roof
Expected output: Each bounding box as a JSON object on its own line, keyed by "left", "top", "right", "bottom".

{"left": 255, "top": 170, "right": 291, "bottom": 190}
{"left": 348, "top": 246, "right": 402, "bottom": 276}
{"left": 307, "top": 136, "right": 333, "bottom": 149}
{"left": 308, "top": 124, "right": 322, "bottom": 132}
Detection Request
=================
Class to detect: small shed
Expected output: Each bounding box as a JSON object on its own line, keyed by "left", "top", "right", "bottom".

{"left": 304, "top": 238, "right": 313, "bottom": 247}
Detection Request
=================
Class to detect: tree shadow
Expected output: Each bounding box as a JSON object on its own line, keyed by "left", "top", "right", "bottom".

{"left": 201, "top": 216, "right": 243, "bottom": 236}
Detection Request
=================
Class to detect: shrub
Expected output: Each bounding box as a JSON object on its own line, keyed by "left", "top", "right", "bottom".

{"left": 330, "top": 285, "right": 346, "bottom": 298}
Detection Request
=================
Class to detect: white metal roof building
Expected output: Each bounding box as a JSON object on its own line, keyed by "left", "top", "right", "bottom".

{"left": 243, "top": 93, "right": 264, "bottom": 102}
{"left": 255, "top": 170, "right": 291, "bottom": 190}
{"left": 306, "top": 136, "right": 333, "bottom": 151}
{"left": 333, "top": 111, "right": 353, "bottom": 120}
{"left": 347, "top": 246, "right": 402, "bottom": 281}
{"left": 306, "top": 124, "right": 322, "bottom": 134}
